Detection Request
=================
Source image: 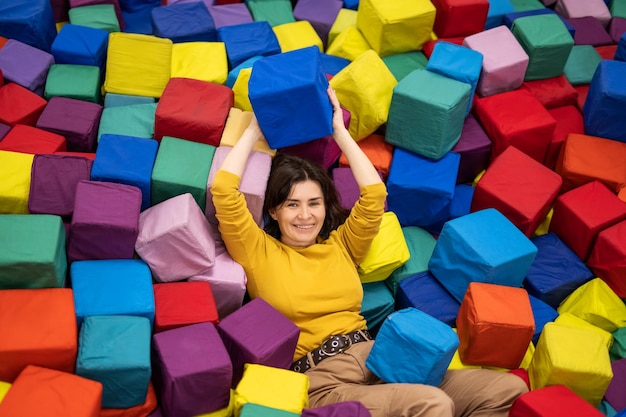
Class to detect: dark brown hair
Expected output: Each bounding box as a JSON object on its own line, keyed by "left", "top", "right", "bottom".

{"left": 263, "top": 153, "right": 349, "bottom": 240}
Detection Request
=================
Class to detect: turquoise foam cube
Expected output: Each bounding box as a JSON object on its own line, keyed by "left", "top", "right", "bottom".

{"left": 97, "top": 103, "right": 157, "bottom": 142}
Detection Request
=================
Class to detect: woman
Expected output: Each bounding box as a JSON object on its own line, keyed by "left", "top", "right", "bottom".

{"left": 211, "top": 87, "right": 528, "bottom": 417}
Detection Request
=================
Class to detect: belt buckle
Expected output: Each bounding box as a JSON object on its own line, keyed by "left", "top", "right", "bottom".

{"left": 319, "top": 334, "right": 352, "bottom": 357}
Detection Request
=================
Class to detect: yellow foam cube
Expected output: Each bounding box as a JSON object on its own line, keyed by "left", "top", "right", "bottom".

{"left": 533, "top": 207, "right": 553, "bottom": 237}
{"left": 232, "top": 67, "right": 253, "bottom": 112}
{"left": 0, "top": 150, "right": 34, "bottom": 214}
{"left": 555, "top": 312, "right": 613, "bottom": 350}
{"left": 0, "top": 380, "right": 10, "bottom": 402}
{"left": 326, "top": 26, "right": 371, "bottom": 62}
{"left": 171, "top": 42, "right": 228, "bottom": 85}
{"left": 273, "top": 21, "right": 323, "bottom": 53}
{"left": 448, "top": 329, "right": 482, "bottom": 370}
{"left": 329, "top": 49, "right": 397, "bottom": 140}
{"left": 529, "top": 322, "right": 612, "bottom": 407}
{"left": 557, "top": 278, "right": 626, "bottom": 333}
{"left": 358, "top": 211, "right": 410, "bottom": 283}
{"left": 103, "top": 33, "right": 172, "bottom": 98}
{"left": 234, "top": 364, "right": 308, "bottom": 417}
{"left": 328, "top": 8, "right": 358, "bottom": 48}
{"left": 220, "top": 108, "right": 276, "bottom": 156}
{"left": 356, "top": 0, "right": 436, "bottom": 57}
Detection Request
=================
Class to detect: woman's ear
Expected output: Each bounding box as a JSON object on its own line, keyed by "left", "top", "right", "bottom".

{"left": 268, "top": 208, "right": 277, "bottom": 221}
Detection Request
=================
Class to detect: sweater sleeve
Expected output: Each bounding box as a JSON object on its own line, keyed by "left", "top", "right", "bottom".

{"left": 210, "top": 170, "right": 267, "bottom": 270}
{"left": 334, "top": 181, "right": 387, "bottom": 264}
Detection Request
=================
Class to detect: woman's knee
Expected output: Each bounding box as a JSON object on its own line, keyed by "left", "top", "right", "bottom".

{"left": 387, "top": 384, "right": 455, "bottom": 417}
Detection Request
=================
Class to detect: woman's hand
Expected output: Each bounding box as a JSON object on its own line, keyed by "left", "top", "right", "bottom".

{"left": 328, "top": 86, "right": 348, "bottom": 135}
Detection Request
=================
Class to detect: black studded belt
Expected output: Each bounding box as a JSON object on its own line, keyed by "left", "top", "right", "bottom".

{"left": 290, "top": 329, "right": 372, "bottom": 373}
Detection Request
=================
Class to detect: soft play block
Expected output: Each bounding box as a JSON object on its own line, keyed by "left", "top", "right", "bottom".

{"left": 44, "top": 64, "right": 101, "bottom": 103}
{"left": 511, "top": 14, "right": 574, "bottom": 81}
{"left": 103, "top": 33, "right": 173, "bottom": 98}
{"left": 556, "top": 133, "right": 626, "bottom": 194}
{"left": 68, "top": 180, "right": 142, "bottom": 261}
{"left": 0, "top": 150, "right": 34, "bottom": 214}
{"left": 69, "top": 4, "right": 120, "bottom": 33}
{"left": 567, "top": 16, "right": 613, "bottom": 46}
{"left": 556, "top": 0, "right": 611, "bottom": 27}
{"left": 521, "top": 75, "right": 579, "bottom": 110}
{"left": 325, "top": 25, "right": 371, "bottom": 62}
{"left": 153, "top": 281, "right": 219, "bottom": 333}
{"left": 292, "top": 0, "right": 342, "bottom": 47}
{"left": 509, "top": 384, "right": 606, "bottom": 417}
{"left": 431, "top": 0, "right": 489, "bottom": 37}
{"left": 234, "top": 363, "right": 309, "bottom": 415}
{"left": 153, "top": 322, "right": 232, "bottom": 416}
{"left": 457, "top": 282, "right": 535, "bottom": 368}
{"left": 104, "top": 93, "right": 155, "bottom": 108}
{"left": 0, "top": 83, "right": 47, "bottom": 127}
{"left": 395, "top": 271, "right": 461, "bottom": 327}
{"left": 544, "top": 105, "right": 584, "bottom": 171}
{"left": 338, "top": 133, "right": 394, "bottom": 181}
{"left": 611, "top": 18, "right": 626, "bottom": 43}
{"left": 381, "top": 50, "right": 428, "bottom": 82}
{"left": 0, "top": 288, "right": 77, "bottom": 382}
{"left": 524, "top": 232, "right": 593, "bottom": 309}
{"left": 91, "top": 134, "right": 158, "bottom": 210}
{"left": 451, "top": 114, "right": 491, "bottom": 184}
{"left": 154, "top": 78, "right": 233, "bottom": 146}
{"left": 28, "top": 154, "right": 93, "bottom": 217}
{"left": 51, "top": 24, "right": 109, "bottom": 71}
{"left": 217, "top": 21, "right": 281, "bottom": 69}
{"left": 0, "top": 39, "right": 54, "bottom": 96}
{"left": 100, "top": 382, "right": 158, "bottom": 417}
{"left": 605, "top": 358, "right": 626, "bottom": 412}
{"left": 471, "top": 146, "right": 562, "bottom": 237}
{"left": 71, "top": 259, "right": 155, "bottom": 327}
{"left": 473, "top": 88, "right": 556, "bottom": 163}
{"left": 327, "top": 7, "right": 357, "bottom": 47}
{"left": 366, "top": 307, "right": 459, "bottom": 386}
{"left": 463, "top": 25, "right": 529, "bottom": 97}
{"left": 333, "top": 166, "right": 386, "bottom": 211}
{"left": 386, "top": 226, "right": 436, "bottom": 295}
{"left": 0, "top": 0, "right": 57, "bottom": 52}
{"left": 171, "top": 42, "right": 228, "bottom": 84}
{"left": 77, "top": 315, "right": 151, "bottom": 408}
{"left": 361, "top": 281, "right": 395, "bottom": 336}
{"left": 302, "top": 402, "right": 372, "bottom": 417}
{"left": 555, "top": 312, "right": 613, "bottom": 350}
{"left": 386, "top": 69, "right": 470, "bottom": 160}
{"left": 35, "top": 96, "right": 103, "bottom": 152}
{"left": 587, "top": 220, "right": 626, "bottom": 298}
{"left": 231, "top": 66, "right": 253, "bottom": 111}
{"left": 0, "top": 124, "right": 66, "bottom": 154}
{"left": 273, "top": 20, "right": 324, "bottom": 53}
{"left": 358, "top": 211, "right": 410, "bottom": 283}
{"left": 0, "top": 214, "right": 66, "bottom": 289}
{"left": 386, "top": 148, "right": 459, "bottom": 228}
{"left": 69, "top": 0, "right": 125, "bottom": 30}
{"left": 219, "top": 107, "right": 275, "bottom": 156}
{"left": 529, "top": 322, "right": 613, "bottom": 407}
{"left": 557, "top": 278, "right": 626, "bottom": 333}
{"left": 0, "top": 122, "right": 9, "bottom": 140}
{"left": 0, "top": 365, "right": 102, "bottom": 417}
{"left": 563, "top": 45, "right": 602, "bottom": 86}
{"left": 429, "top": 208, "right": 538, "bottom": 303}
{"left": 583, "top": 60, "right": 626, "bottom": 144}
{"left": 152, "top": 2, "right": 217, "bottom": 43}
{"left": 151, "top": 136, "right": 216, "bottom": 211}
{"left": 246, "top": 0, "right": 296, "bottom": 27}
{"left": 208, "top": 3, "right": 254, "bottom": 29}
{"left": 484, "top": 0, "right": 515, "bottom": 29}
{"left": 205, "top": 146, "right": 271, "bottom": 226}
{"left": 549, "top": 181, "right": 626, "bottom": 262}
{"left": 612, "top": 327, "right": 626, "bottom": 362}
{"left": 136, "top": 193, "right": 216, "bottom": 282}
{"left": 217, "top": 298, "right": 300, "bottom": 386}
{"left": 241, "top": 403, "right": 299, "bottom": 417}
{"left": 329, "top": 50, "right": 397, "bottom": 140}
{"left": 188, "top": 238, "right": 248, "bottom": 320}
{"left": 279, "top": 121, "right": 344, "bottom": 170}
{"left": 528, "top": 295, "right": 559, "bottom": 346}
{"left": 97, "top": 102, "right": 157, "bottom": 142}
{"left": 248, "top": 46, "right": 332, "bottom": 149}
{"left": 356, "top": 0, "right": 436, "bottom": 57}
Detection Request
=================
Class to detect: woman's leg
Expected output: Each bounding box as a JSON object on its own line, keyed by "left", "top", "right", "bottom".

{"left": 439, "top": 369, "right": 529, "bottom": 417}
{"left": 307, "top": 341, "right": 455, "bottom": 417}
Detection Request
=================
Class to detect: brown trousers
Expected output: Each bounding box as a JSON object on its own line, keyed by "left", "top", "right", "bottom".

{"left": 307, "top": 341, "right": 528, "bottom": 417}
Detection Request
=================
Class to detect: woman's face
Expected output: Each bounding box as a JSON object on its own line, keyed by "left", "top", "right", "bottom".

{"left": 269, "top": 180, "right": 326, "bottom": 247}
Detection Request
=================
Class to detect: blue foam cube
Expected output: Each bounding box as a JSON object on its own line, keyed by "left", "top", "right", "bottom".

{"left": 71, "top": 259, "right": 155, "bottom": 328}
{"left": 616, "top": 32, "right": 626, "bottom": 61}
{"left": 152, "top": 3, "right": 216, "bottom": 43}
{"left": 225, "top": 56, "right": 262, "bottom": 88}
{"left": 91, "top": 134, "right": 159, "bottom": 210}
{"left": 217, "top": 21, "right": 281, "bottom": 69}
{"left": 366, "top": 307, "right": 459, "bottom": 386}
{"left": 485, "top": 0, "right": 515, "bottom": 30}
{"left": 0, "top": 0, "right": 57, "bottom": 52}
{"left": 387, "top": 148, "right": 459, "bottom": 228}
{"left": 528, "top": 294, "right": 559, "bottom": 346}
{"left": 76, "top": 315, "right": 151, "bottom": 408}
{"left": 51, "top": 24, "right": 109, "bottom": 72}
{"left": 428, "top": 208, "right": 538, "bottom": 303}
{"left": 249, "top": 46, "right": 333, "bottom": 149}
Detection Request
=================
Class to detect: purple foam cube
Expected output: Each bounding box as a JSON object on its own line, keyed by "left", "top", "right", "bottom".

{"left": 28, "top": 154, "right": 94, "bottom": 217}
{"left": 452, "top": 114, "right": 492, "bottom": 184}
{"left": 566, "top": 16, "right": 613, "bottom": 46}
{"left": 332, "top": 166, "right": 386, "bottom": 211}
{"left": 302, "top": 402, "right": 372, "bottom": 417}
{"left": 0, "top": 39, "right": 54, "bottom": 96}
{"left": 604, "top": 358, "right": 626, "bottom": 412}
{"left": 0, "top": 122, "right": 10, "bottom": 140}
{"left": 293, "top": 0, "right": 343, "bottom": 47}
{"left": 208, "top": 3, "right": 253, "bottom": 29}
{"left": 153, "top": 322, "right": 232, "bottom": 417}
{"left": 36, "top": 96, "right": 103, "bottom": 152}
{"left": 610, "top": 17, "right": 626, "bottom": 44}
{"left": 216, "top": 298, "right": 300, "bottom": 386}
{"left": 68, "top": 180, "right": 142, "bottom": 262}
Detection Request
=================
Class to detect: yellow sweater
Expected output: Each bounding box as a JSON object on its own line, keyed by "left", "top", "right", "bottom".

{"left": 211, "top": 170, "right": 387, "bottom": 359}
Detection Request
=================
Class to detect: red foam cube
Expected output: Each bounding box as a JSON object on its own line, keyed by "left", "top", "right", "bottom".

{"left": 0, "top": 83, "right": 47, "bottom": 127}
{"left": 0, "top": 124, "right": 66, "bottom": 154}
{"left": 587, "top": 220, "right": 626, "bottom": 298}
{"left": 153, "top": 281, "right": 219, "bottom": 333}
